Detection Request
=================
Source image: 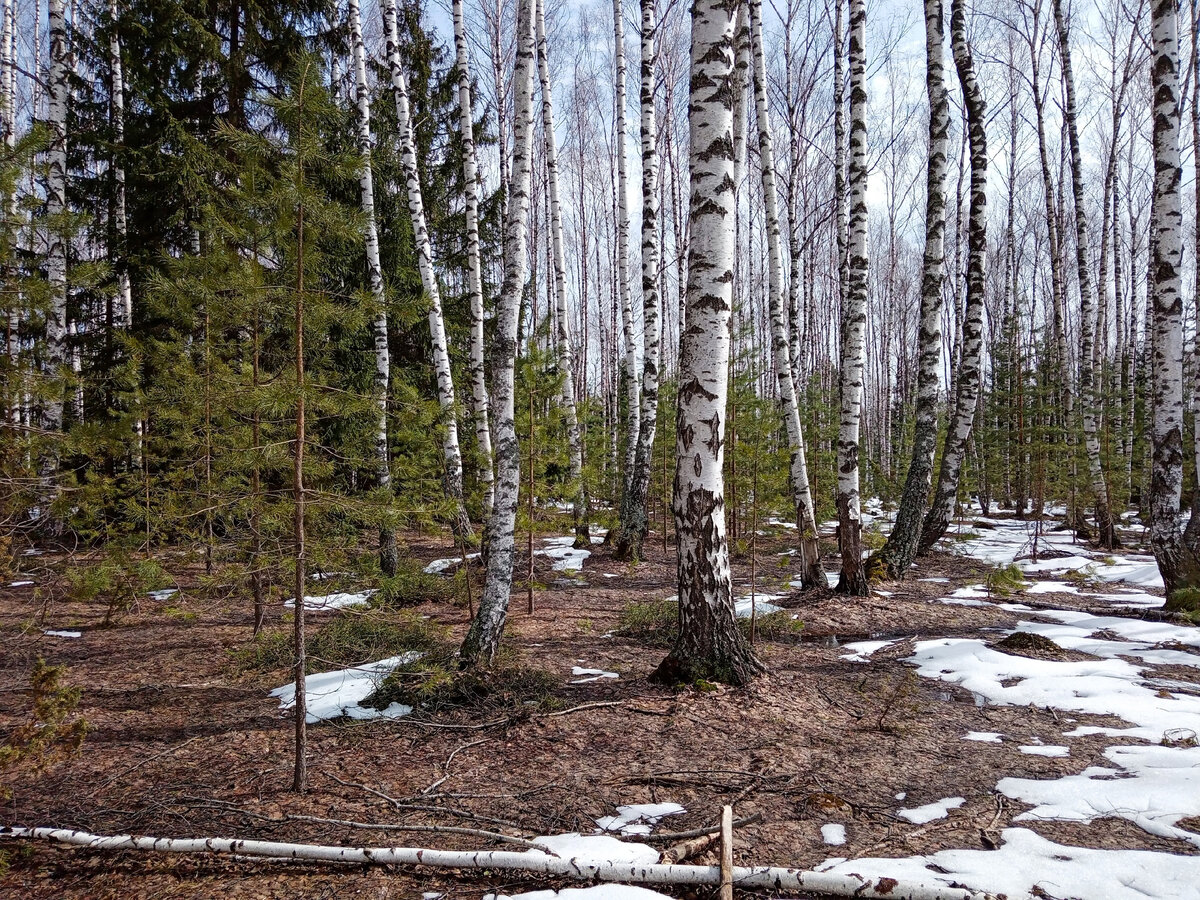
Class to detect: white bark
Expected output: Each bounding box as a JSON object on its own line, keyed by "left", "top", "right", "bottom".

{"left": 349, "top": 0, "right": 400, "bottom": 574}
{"left": 2, "top": 0, "right": 16, "bottom": 424}
{"left": 614, "top": 0, "right": 639, "bottom": 498}
{"left": 535, "top": 0, "right": 588, "bottom": 548}
{"left": 108, "top": 0, "right": 131, "bottom": 330}
{"left": 614, "top": 0, "right": 661, "bottom": 562}
{"left": 380, "top": 0, "right": 472, "bottom": 541}
{"left": 920, "top": 0, "right": 986, "bottom": 554}
{"left": 45, "top": 0, "right": 68, "bottom": 436}
{"left": 749, "top": 0, "right": 820, "bottom": 588}
{"left": 0, "top": 827, "right": 999, "bottom": 900}
{"left": 872, "top": 0, "right": 947, "bottom": 580}
{"left": 835, "top": 0, "right": 868, "bottom": 596}
{"left": 452, "top": 0, "right": 495, "bottom": 519}
{"left": 461, "top": 0, "right": 536, "bottom": 666}
{"left": 653, "top": 0, "right": 761, "bottom": 685}
{"left": 1054, "top": 0, "right": 1116, "bottom": 548}
{"left": 1148, "top": 0, "right": 1200, "bottom": 601}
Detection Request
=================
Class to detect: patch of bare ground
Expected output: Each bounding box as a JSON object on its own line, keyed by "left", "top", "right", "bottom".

{"left": 1, "top": 528, "right": 1196, "bottom": 899}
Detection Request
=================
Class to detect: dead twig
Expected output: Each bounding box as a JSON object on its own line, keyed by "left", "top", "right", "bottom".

{"left": 420, "top": 738, "right": 491, "bottom": 795}
{"left": 629, "top": 812, "right": 763, "bottom": 843}
{"left": 538, "top": 701, "right": 624, "bottom": 717}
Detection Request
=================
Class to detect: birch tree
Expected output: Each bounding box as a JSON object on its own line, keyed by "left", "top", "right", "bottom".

{"left": 651, "top": 0, "right": 762, "bottom": 685}
{"left": 380, "top": 0, "right": 472, "bottom": 542}
{"left": 871, "top": 0, "right": 948, "bottom": 581}
{"left": 535, "top": 0, "right": 589, "bottom": 548}
{"left": 920, "top": 0, "right": 986, "bottom": 554}
{"left": 1053, "top": 0, "right": 1117, "bottom": 549}
{"left": 613, "top": 0, "right": 661, "bottom": 562}
{"left": 453, "top": 0, "right": 495, "bottom": 518}
{"left": 1148, "top": 0, "right": 1200, "bottom": 603}
{"left": 460, "top": 0, "right": 535, "bottom": 667}
{"left": 346, "top": 0, "right": 399, "bottom": 574}
{"left": 835, "top": 0, "right": 869, "bottom": 596}
{"left": 749, "top": 0, "right": 821, "bottom": 588}
{"left": 613, "top": 0, "right": 639, "bottom": 500}
{"left": 108, "top": 0, "right": 131, "bottom": 331}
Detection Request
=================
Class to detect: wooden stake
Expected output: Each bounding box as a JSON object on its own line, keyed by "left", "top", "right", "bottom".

{"left": 720, "top": 805, "right": 733, "bottom": 900}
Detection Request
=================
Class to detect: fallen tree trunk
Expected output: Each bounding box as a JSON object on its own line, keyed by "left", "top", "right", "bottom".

{"left": 1, "top": 825, "right": 999, "bottom": 900}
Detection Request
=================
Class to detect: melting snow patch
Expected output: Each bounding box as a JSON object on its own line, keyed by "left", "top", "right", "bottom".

{"left": 424, "top": 553, "right": 480, "bottom": 575}
{"left": 839, "top": 640, "right": 896, "bottom": 663}
{"left": 896, "top": 796, "right": 964, "bottom": 824}
{"left": 538, "top": 537, "right": 591, "bottom": 572}
{"left": 570, "top": 666, "right": 618, "bottom": 684}
{"left": 284, "top": 591, "right": 375, "bottom": 612}
{"left": 1025, "top": 581, "right": 1078, "bottom": 595}
{"left": 733, "top": 594, "right": 784, "bottom": 618}
{"left": 821, "top": 823, "right": 846, "bottom": 845}
{"left": 819, "top": 826, "right": 1200, "bottom": 900}
{"left": 998, "top": 744, "right": 1200, "bottom": 847}
{"left": 594, "top": 803, "right": 685, "bottom": 836}
{"left": 963, "top": 731, "right": 1003, "bottom": 743}
{"left": 270, "top": 652, "right": 420, "bottom": 723}
{"left": 148, "top": 588, "right": 178, "bottom": 601}
{"left": 44, "top": 630, "right": 81, "bottom": 638}
{"left": 525, "top": 833, "right": 658, "bottom": 866}
{"left": 1018, "top": 744, "right": 1069, "bottom": 757}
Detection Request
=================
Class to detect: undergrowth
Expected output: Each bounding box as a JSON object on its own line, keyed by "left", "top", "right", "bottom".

{"left": 986, "top": 563, "right": 1027, "bottom": 597}
{"left": 618, "top": 598, "right": 802, "bottom": 646}
{"left": 375, "top": 557, "right": 462, "bottom": 608}
{"left": 65, "top": 553, "right": 171, "bottom": 625}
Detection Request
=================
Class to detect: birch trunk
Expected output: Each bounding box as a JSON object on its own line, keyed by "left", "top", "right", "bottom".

{"left": 108, "top": 0, "right": 131, "bottom": 330}
{"left": 453, "top": 0, "right": 495, "bottom": 519}
{"left": 1187, "top": 0, "right": 1200, "bottom": 549}
{"left": 614, "top": 0, "right": 661, "bottom": 562}
{"left": 1148, "top": 0, "right": 1200, "bottom": 603}
{"left": 919, "top": 0, "right": 986, "bottom": 554}
{"left": 460, "top": 0, "right": 536, "bottom": 667}
{"left": 650, "top": 0, "right": 762, "bottom": 686}
{"left": 40, "top": 0, "right": 68, "bottom": 510}
{"left": 535, "top": 0, "right": 589, "bottom": 549}
{"left": 380, "top": 0, "right": 472, "bottom": 543}
{"left": 613, "top": 0, "right": 639, "bottom": 502}
{"left": 348, "top": 0, "right": 400, "bottom": 574}
{"left": 1053, "top": 0, "right": 1117, "bottom": 549}
{"left": 832, "top": 0, "right": 848, "bottom": 316}
{"left": 2, "top": 0, "right": 15, "bottom": 424}
{"left": 870, "top": 0, "right": 948, "bottom": 580}
{"left": 835, "top": 0, "right": 868, "bottom": 596}
{"left": 748, "top": 0, "right": 821, "bottom": 588}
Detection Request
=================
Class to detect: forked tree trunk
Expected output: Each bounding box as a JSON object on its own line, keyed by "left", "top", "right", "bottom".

{"left": 870, "top": 0, "right": 948, "bottom": 580}
{"left": 452, "top": 0, "right": 495, "bottom": 519}
{"left": 613, "top": 0, "right": 639, "bottom": 501}
{"left": 651, "top": 0, "right": 762, "bottom": 686}
{"left": 348, "top": 0, "right": 399, "bottom": 575}
{"left": 1148, "top": 0, "right": 1200, "bottom": 603}
{"left": 614, "top": 0, "right": 661, "bottom": 563}
{"left": 748, "top": 0, "right": 821, "bottom": 589}
{"left": 919, "top": 0, "right": 986, "bottom": 554}
{"left": 835, "top": 0, "right": 868, "bottom": 597}
{"left": 1053, "top": 0, "right": 1117, "bottom": 549}
{"left": 534, "top": 0, "right": 589, "bottom": 549}
{"left": 381, "top": 0, "right": 472, "bottom": 543}
{"left": 460, "top": 0, "right": 536, "bottom": 667}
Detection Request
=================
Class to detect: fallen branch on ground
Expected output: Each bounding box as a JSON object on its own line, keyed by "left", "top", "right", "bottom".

{"left": 1, "top": 824, "right": 1000, "bottom": 900}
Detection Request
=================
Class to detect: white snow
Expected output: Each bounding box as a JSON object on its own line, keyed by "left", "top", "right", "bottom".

{"left": 284, "top": 591, "right": 375, "bottom": 611}
{"left": 821, "top": 823, "right": 847, "bottom": 845}
{"left": 733, "top": 594, "right": 784, "bottom": 618}
{"left": 820, "top": 827, "right": 1200, "bottom": 900}
{"left": 839, "top": 640, "right": 896, "bottom": 663}
{"left": 918, "top": 577, "right": 950, "bottom": 583}
{"left": 963, "top": 731, "right": 1003, "bottom": 743}
{"left": 537, "top": 536, "right": 595, "bottom": 572}
{"left": 270, "top": 652, "right": 420, "bottom": 723}
{"left": 896, "top": 796, "right": 964, "bottom": 824}
{"left": 424, "top": 553, "right": 480, "bottom": 575}
{"left": 486, "top": 887, "right": 673, "bottom": 900}
{"left": 594, "top": 803, "right": 685, "bottom": 836}
{"left": 570, "top": 666, "right": 619, "bottom": 684}
{"left": 524, "top": 833, "right": 658, "bottom": 867}
{"left": 43, "top": 629, "right": 81, "bottom": 638}
{"left": 1018, "top": 745, "right": 1069, "bottom": 757}
{"left": 147, "top": 588, "right": 178, "bottom": 601}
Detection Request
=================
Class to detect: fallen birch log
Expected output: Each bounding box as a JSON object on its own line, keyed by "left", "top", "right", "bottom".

{"left": 1, "top": 825, "right": 999, "bottom": 900}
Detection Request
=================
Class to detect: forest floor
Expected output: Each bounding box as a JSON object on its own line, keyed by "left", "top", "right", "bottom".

{"left": 1, "top": 510, "right": 1199, "bottom": 899}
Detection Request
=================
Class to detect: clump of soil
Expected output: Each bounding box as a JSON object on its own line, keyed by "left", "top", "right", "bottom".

{"left": 993, "top": 631, "right": 1091, "bottom": 661}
